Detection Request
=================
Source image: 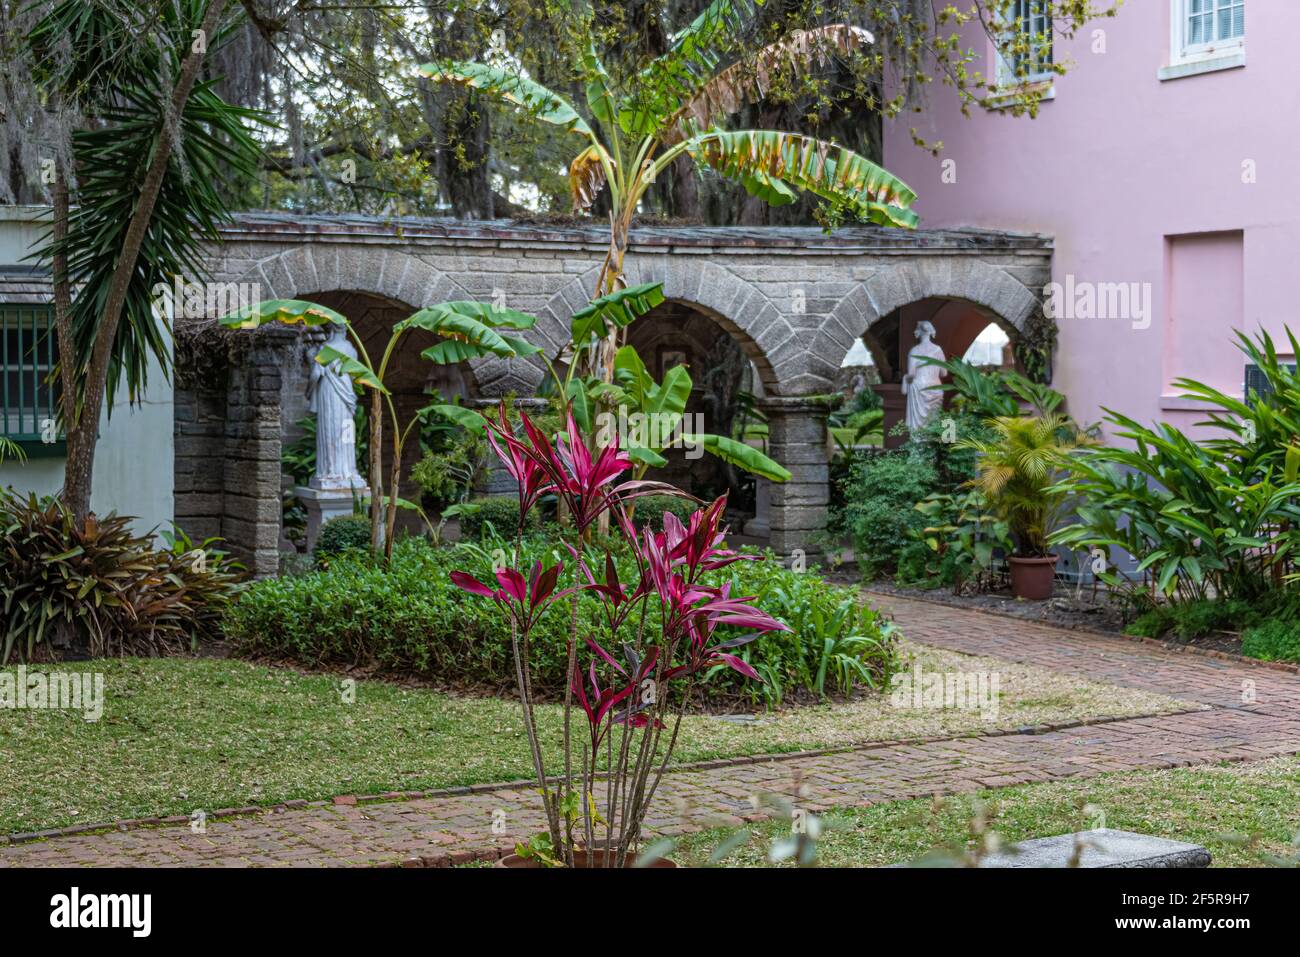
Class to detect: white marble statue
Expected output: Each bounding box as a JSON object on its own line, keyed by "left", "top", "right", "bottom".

{"left": 901, "top": 320, "right": 946, "bottom": 431}
{"left": 306, "top": 324, "right": 365, "bottom": 490}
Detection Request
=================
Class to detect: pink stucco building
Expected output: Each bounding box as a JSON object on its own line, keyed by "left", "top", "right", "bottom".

{"left": 883, "top": 0, "right": 1286, "bottom": 433}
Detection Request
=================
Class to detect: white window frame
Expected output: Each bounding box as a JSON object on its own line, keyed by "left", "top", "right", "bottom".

{"left": 994, "top": 0, "right": 1055, "bottom": 89}
{"left": 1169, "top": 0, "right": 1245, "bottom": 67}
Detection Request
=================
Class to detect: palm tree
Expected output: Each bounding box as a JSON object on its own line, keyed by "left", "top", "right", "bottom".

{"left": 419, "top": 0, "right": 918, "bottom": 379}
{"left": 20, "top": 0, "right": 262, "bottom": 524}
{"left": 960, "top": 413, "right": 1088, "bottom": 558}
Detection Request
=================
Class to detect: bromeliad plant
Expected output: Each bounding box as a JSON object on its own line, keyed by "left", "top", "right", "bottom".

{"left": 451, "top": 401, "right": 788, "bottom": 866}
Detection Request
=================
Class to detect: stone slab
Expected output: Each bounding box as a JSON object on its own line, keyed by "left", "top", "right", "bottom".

{"left": 975, "top": 830, "right": 1211, "bottom": 869}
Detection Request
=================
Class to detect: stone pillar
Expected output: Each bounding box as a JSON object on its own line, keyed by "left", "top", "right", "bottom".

{"left": 760, "top": 396, "right": 832, "bottom": 561}
{"left": 174, "top": 386, "right": 229, "bottom": 543}
{"left": 223, "top": 325, "right": 298, "bottom": 577}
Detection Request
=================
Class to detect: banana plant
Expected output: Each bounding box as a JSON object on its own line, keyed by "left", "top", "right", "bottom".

{"left": 601, "top": 344, "right": 790, "bottom": 482}
{"left": 535, "top": 285, "right": 790, "bottom": 484}
{"left": 418, "top": 0, "right": 917, "bottom": 381}
{"left": 222, "top": 298, "right": 539, "bottom": 561}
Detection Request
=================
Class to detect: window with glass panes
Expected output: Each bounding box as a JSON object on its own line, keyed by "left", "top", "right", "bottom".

{"left": 997, "top": 0, "right": 1054, "bottom": 85}
{"left": 1182, "top": 0, "right": 1244, "bottom": 56}
{"left": 1, "top": 304, "right": 59, "bottom": 443}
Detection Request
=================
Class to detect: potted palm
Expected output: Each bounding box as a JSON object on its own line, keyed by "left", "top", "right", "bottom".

{"left": 960, "top": 414, "right": 1085, "bottom": 600}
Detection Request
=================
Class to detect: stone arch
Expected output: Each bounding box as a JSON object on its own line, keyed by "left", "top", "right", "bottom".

{"left": 818, "top": 258, "right": 1042, "bottom": 371}
{"left": 532, "top": 260, "right": 783, "bottom": 394}
{"left": 222, "top": 243, "right": 542, "bottom": 394}
{"left": 236, "top": 243, "right": 466, "bottom": 311}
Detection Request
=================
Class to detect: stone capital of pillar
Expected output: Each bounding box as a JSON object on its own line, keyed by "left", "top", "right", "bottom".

{"left": 468, "top": 397, "right": 549, "bottom": 411}
{"left": 755, "top": 395, "right": 838, "bottom": 417}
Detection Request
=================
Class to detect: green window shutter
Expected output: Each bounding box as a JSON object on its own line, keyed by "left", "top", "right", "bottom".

{"left": 1, "top": 303, "right": 61, "bottom": 448}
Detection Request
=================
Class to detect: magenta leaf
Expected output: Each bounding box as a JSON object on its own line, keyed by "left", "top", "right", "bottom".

{"left": 450, "top": 570, "right": 496, "bottom": 599}
{"left": 714, "top": 653, "right": 762, "bottom": 681}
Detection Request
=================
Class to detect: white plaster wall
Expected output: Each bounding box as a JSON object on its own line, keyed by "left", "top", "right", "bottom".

{"left": 0, "top": 206, "right": 174, "bottom": 537}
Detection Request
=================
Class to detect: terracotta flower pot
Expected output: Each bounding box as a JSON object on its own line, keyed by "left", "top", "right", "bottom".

{"left": 1007, "top": 554, "right": 1058, "bottom": 600}
{"left": 497, "top": 848, "right": 677, "bottom": 868}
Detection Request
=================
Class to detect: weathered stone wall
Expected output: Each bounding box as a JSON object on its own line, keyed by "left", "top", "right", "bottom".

{"left": 192, "top": 215, "right": 1053, "bottom": 562}
{"left": 175, "top": 325, "right": 298, "bottom": 576}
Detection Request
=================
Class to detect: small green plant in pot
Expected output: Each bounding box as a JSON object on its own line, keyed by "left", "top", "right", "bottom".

{"left": 959, "top": 414, "right": 1086, "bottom": 600}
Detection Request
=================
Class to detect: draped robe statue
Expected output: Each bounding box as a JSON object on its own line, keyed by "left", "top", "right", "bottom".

{"left": 902, "top": 320, "right": 946, "bottom": 431}
{"left": 306, "top": 324, "right": 365, "bottom": 490}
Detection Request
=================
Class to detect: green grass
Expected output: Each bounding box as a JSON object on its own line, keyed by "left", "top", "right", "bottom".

{"left": 0, "top": 645, "right": 1192, "bottom": 834}
{"left": 671, "top": 756, "right": 1300, "bottom": 868}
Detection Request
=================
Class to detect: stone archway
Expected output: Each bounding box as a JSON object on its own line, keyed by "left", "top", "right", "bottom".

{"left": 818, "top": 261, "right": 1043, "bottom": 447}
{"left": 199, "top": 215, "right": 1054, "bottom": 564}
{"left": 622, "top": 298, "right": 765, "bottom": 514}
{"left": 530, "top": 260, "right": 783, "bottom": 396}
{"left": 224, "top": 243, "right": 547, "bottom": 400}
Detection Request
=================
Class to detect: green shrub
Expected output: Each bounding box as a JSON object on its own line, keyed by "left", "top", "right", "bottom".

{"left": 1126, "top": 599, "right": 1260, "bottom": 641}
{"left": 1053, "top": 328, "right": 1300, "bottom": 610}
{"left": 455, "top": 496, "right": 540, "bottom": 539}
{"left": 1242, "top": 619, "right": 1300, "bottom": 662}
{"left": 409, "top": 426, "right": 485, "bottom": 509}
{"left": 842, "top": 452, "right": 939, "bottom": 579}
{"left": 628, "top": 494, "right": 697, "bottom": 531}
{"left": 314, "top": 515, "right": 372, "bottom": 562}
{"left": 0, "top": 492, "right": 242, "bottom": 661}
{"left": 222, "top": 535, "right": 899, "bottom": 708}
{"left": 713, "top": 551, "right": 900, "bottom": 706}
{"left": 907, "top": 410, "right": 993, "bottom": 490}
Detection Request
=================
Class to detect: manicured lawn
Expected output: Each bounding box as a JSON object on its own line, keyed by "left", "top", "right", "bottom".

{"left": 671, "top": 756, "right": 1300, "bottom": 868}
{"left": 0, "top": 642, "right": 1192, "bottom": 833}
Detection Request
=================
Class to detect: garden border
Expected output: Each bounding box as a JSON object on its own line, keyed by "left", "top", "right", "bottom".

{"left": 0, "top": 707, "right": 1205, "bottom": 849}
{"left": 862, "top": 588, "right": 1300, "bottom": 676}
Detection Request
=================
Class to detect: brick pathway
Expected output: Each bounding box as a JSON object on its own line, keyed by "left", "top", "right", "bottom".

{"left": 4, "top": 596, "right": 1297, "bottom": 867}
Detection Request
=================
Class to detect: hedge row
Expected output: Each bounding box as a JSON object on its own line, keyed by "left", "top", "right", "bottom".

{"left": 222, "top": 535, "right": 899, "bottom": 707}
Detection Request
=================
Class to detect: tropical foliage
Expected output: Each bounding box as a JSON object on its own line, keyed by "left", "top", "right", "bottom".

{"left": 18, "top": 0, "right": 264, "bottom": 524}
{"left": 450, "top": 402, "right": 790, "bottom": 865}
{"left": 420, "top": 1, "right": 919, "bottom": 417}
{"left": 0, "top": 492, "right": 242, "bottom": 662}
{"left": 222, "top": 297, "right": 535, "bottom": 558}
{"left": 1052, "top": 330, "right": 1300, "bottom": 607}
{"left": 959, "top": 412, "right": 1091, "bottom": 558}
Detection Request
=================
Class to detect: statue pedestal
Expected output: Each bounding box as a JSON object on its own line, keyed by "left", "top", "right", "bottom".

{"left": 297, "top": 485, "right": 369, "bottom": 553}
{"left": 873, "top": 384, "right": 907, "bottom": 449}
{"left": 743, "top": 478, "right": 771, "bottom": 537}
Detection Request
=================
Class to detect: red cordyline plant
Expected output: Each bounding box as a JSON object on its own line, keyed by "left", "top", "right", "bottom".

{"left": 451, "top": 401, "right": 787, "bottom": 866}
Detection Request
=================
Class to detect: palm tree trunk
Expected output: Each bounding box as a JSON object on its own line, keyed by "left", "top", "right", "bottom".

{"left": 61, "top": 0, "right": 230, "bottom": 524}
